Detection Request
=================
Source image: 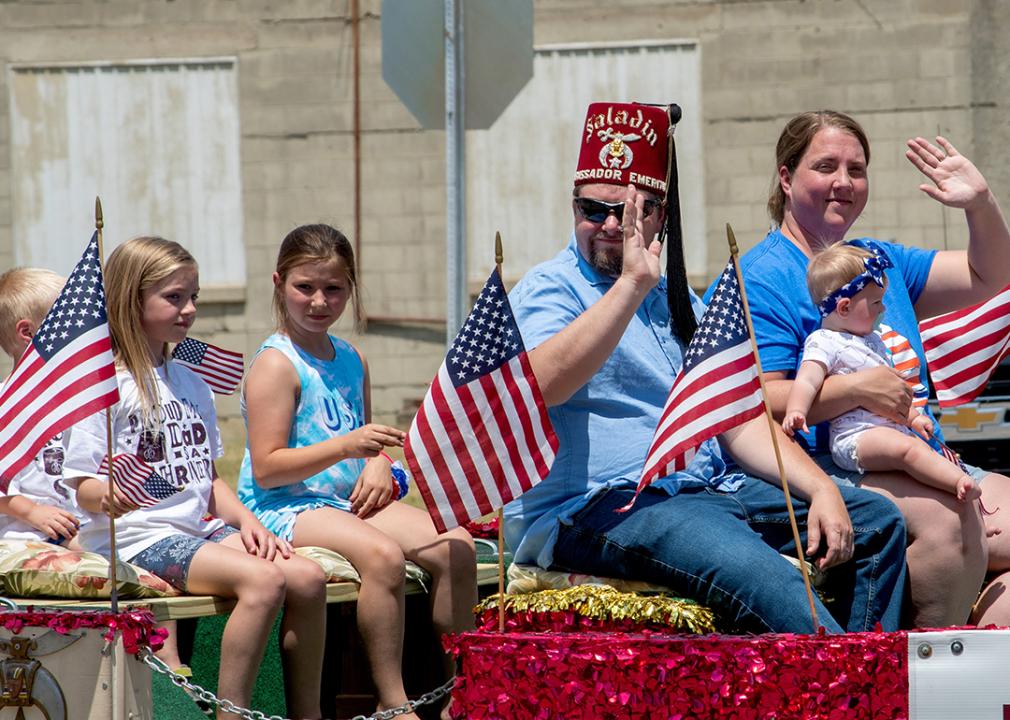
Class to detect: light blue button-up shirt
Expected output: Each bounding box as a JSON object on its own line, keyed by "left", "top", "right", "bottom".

{"left": 504, "top": 236, "right": 744, "bottom": 568}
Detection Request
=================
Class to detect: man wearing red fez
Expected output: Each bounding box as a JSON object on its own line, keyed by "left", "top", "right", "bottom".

{"left": 502, "top": 102, "right": 906, "bottom": 633}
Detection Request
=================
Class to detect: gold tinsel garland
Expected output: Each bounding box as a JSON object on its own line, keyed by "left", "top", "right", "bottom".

{"left": 476, "top": 585, "right": 717, "bottom": 635}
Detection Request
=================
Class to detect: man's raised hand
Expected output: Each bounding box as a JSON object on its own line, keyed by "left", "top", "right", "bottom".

{"left": 620, "top": 184, "right": 661, "bottom": 292}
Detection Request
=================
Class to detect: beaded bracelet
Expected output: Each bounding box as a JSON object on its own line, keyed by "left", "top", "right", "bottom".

{"left": 379, "top": 451, "right": 411, "bottom": 500}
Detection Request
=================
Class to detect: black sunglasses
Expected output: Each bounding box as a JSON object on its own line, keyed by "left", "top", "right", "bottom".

{"left": 574, "top": 197, "right": 661, "bottom": 224}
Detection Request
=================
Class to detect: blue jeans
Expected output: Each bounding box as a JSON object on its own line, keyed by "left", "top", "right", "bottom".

{"left": 552, "top": 478, "right": 907, "bottom": 634}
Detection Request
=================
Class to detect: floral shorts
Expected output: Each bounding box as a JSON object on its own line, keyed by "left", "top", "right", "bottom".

{"left": 128, "top": 526, "right": 239, "bottom": 591}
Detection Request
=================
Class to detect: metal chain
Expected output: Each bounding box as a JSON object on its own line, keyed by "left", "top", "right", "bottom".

{"left": 139, "top": 646, "right": 455, "bottom": 720}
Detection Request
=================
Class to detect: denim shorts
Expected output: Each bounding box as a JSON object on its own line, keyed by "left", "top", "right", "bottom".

{"left": 128, "top": 526, "right": 239, "bottom": 591}
{"left": 813, "top": 452, "right": 988, "bottom": 488}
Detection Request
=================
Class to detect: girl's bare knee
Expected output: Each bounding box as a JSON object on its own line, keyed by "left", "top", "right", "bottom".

{"left": 238, "top": 562, "right": 287, "bottom": 610}
{"left": 358, "top": 538, "right": 406, "bottom": 586}
{"left": 893, "top": 436, "right": 926, "bottom": 468}
{"left": 444, "top": 528, "right": 477, "bottom": 572}
{"left": 284, "top": 559, "right": 327, "bottom": 602}
{"left": 446, "top": 527, "right": 476, "bottom": 553}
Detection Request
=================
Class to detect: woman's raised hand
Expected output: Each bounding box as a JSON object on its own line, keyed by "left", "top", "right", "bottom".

{"left": 343, "top": 423, "right": 406, "bottom": 458}
{"left": 906, "top": 136, "right": 991, "bottom": 210}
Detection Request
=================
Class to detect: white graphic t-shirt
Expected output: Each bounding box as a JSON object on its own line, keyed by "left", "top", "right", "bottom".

{"left": 63, "top": 362, "right": 225, "bottom": 559}
{"left": 1, "top": 432, "right": 85, "bottom": 541}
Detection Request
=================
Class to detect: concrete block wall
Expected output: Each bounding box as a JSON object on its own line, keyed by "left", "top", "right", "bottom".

{"left": 535, "top": 0, "right": 999, "bottom": 284}
{"left": 0, "top": 0, "right": 448, "bottom": 428}
{"left": 1, "top": 0, "right": 1007, "bottom": 433}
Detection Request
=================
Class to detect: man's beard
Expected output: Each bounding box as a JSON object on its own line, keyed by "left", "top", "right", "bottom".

{"left": 590, "top": 245, "right": 622, "bottom": 276}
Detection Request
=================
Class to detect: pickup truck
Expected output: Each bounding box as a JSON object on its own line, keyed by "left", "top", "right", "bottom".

{"left": 932, "top": 357, "right": 1010, "bottom": 475}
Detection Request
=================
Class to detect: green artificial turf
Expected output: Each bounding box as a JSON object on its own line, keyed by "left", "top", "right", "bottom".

{"left": 153, "top": 614, "right": 286, "bottom": 719}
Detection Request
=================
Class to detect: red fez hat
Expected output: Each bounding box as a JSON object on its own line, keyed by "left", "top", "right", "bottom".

{"left": 574, "top": 102, "right": 673, "bottom": 198}
{"left": 573, "top": 101, "right": 697, "bottom": 349}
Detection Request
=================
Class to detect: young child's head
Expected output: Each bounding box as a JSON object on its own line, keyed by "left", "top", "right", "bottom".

{"left": 808, "top": 243, "right": 890, "bottom": 334}
{"left": 272, "top": 224, "right": 363, "bottom": 334}
{"left": 0, "top": 267, "right": 65, "bottom": 359}
{"left": 105, "top": 236, "right": 198, "bottom": 422}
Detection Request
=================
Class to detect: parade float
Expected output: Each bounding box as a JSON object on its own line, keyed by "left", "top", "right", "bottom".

{"left": 0, "top": 191, "right": 1006, "bottom": 720}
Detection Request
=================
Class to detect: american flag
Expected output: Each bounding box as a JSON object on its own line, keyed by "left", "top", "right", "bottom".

{"left": 171, "top": 338, "right": 244, "bottom": 394}
{"left": 920, "top": 283, "right": 1010, "bottom": 407}
{"left": 879, "top": 323, "right": 929, "bottom": 411}
{"left": 637, "top": 259, "right": 764, "bottom": 492}
{"left": 927, "top": 437, "right": 969, "bottom": 473}
{"left": 0, "top": 234, "right": 119, "bottom": 492}
{"left": 404, "top": 268, "right": 558, "bottom": 534}
{"left": 99, "top": 453, "right": 181, "bottom": 508}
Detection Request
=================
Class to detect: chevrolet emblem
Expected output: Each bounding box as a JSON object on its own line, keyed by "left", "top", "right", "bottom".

{"left": 938, "top": 405, "right": 1004, "bottom": 433}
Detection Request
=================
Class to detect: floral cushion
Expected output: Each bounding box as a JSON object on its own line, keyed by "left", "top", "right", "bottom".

{"left": 295, "top": 546, "right": 430, "bottom": 589}
{"left": 506, "top": 563, "right": 677, "bottom": 596}
{"left": 0, "top": 540, "right": 178, "bottom": 599}
{"left": 507, "top": 555, "right": 824, "bottom": 596}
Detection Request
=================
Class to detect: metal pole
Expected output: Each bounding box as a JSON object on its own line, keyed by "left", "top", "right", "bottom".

{"left": 352, "top": 0, "right": 362, "bottom": 275}
{"left": 445, "top": 0, "right": 466, "bottom": 344}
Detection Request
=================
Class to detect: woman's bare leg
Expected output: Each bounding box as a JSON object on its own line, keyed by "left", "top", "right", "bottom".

{"left": 153, "top": 621, "right": 185, "bottom": 671}
{"left": 962, "top": 473, "right": 1010, "bottom": 625}
{"left": 979, "top": 473, "right": 1010, "bottom": 571}
{"left": 970, "top": 569, "right": 1010, "bottom": 625}
{"left": 364, "top": 502, "right": 477, "bottom": 638}
{"left": 862, "top": 470, "right": 987, "bottom": 626}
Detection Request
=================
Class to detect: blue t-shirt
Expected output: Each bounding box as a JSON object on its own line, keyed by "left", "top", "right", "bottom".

{"left": 715, "top": 229, "right": 937, "bottom": 453}
{"left": 504, "top": 236, "right": 744, "bottom": 569}
{"left": 237, "top": 333, "right": 366, "bottom": 540}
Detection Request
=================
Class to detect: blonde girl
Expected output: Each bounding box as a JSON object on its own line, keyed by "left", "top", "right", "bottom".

{"left": 63, "top": 237, "right": 327, "bottom": 720}
{"left": 238, "top": 224, "right": 476, "bottom": 719}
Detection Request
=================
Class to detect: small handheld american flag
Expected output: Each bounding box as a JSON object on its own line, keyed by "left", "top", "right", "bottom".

{"left": 99, "top": 453, "right": 181, "bottom": 509}
{"left": 171, "top": 338, "right": 244, "bottom": 395}
{"left": 0, "top": 233, "right": 119, "bottom": 492}
{"left": 927, "top": 437, "right": 969, "bottom": 474}
{"left": 637, "top": 259, "right": 764, "bottom": 493}
{"left": 404, "top": 268, "right": 558, "bottom": 534}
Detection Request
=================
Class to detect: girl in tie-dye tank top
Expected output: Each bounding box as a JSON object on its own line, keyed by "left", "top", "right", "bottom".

{"left": 238, "top": 224, "right": 476, "bottom": 719}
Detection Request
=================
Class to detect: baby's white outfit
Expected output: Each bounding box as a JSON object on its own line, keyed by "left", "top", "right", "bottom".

{"left": 801, "top": 328, "right": 917, "bottom": 473}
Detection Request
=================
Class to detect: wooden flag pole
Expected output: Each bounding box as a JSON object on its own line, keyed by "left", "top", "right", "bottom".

{"left": 726, "top": 223, "right": 819, "bottom": 631}
{"left": 96, "top": 197, "right": 120, "bottom": 614}
{"left": 494, "top": 231, "right": 506, "bottom": 634}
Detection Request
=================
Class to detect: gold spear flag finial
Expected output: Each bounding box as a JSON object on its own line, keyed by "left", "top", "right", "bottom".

{"left": 495, "top": 231, "right": 503, "bottom": 268}
{"left": 726, "top": 222, "right": 739, "bottom": 256}
{"left": 95, "top": 197, "right": 103, "bottom": 230}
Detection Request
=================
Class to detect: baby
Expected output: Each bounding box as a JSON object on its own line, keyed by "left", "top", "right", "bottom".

{"left": 783, "top": 243, "right": 978, "bottom": 502}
